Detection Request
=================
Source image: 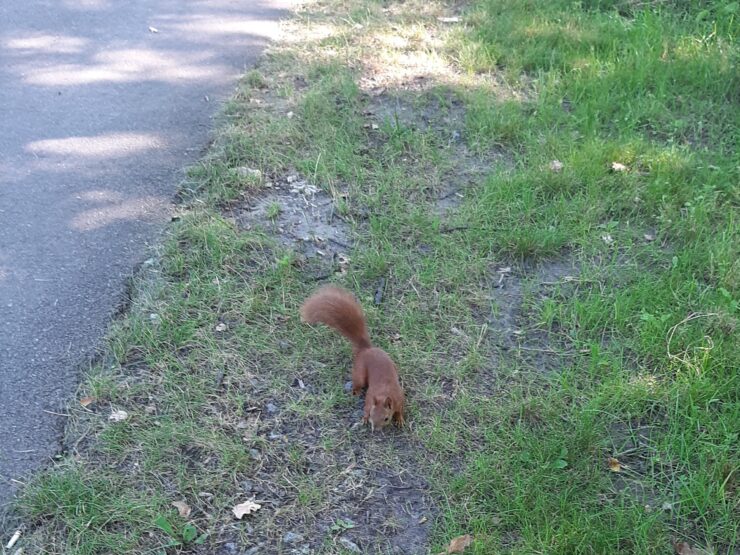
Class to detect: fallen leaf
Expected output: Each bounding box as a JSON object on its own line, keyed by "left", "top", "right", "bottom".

{"left": 232, "top": 499, "right": 261, "bottom": 519}
{"left": 148, "top": 26, "right": 159, "bottom": 33}
{"left": 172, "top": 500, "right": 191, "bottom": 518}
{"left": 109, "top": 409, "right": 129, "bottom": 422}
{"left": 611, "top": 161, "right": 628, "bottom": 172}
{"left": 79, "top": 396, "right": 96, "bottom": 407}
{"left": 608, "top": 457, "right": 622, "bottom": 472}
{"left": 215, "top": 323, "right": 227, "bottom": 332}
{"left": 549, "top": 160, "right": 564, "bottom": 172}
{"left": 439, "top": 534, "right": 473, "bottom": 554}
{"left": 674, "top": 541, "right": 701, "bottom": 555}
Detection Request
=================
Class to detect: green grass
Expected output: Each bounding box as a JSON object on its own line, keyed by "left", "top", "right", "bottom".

{"left": 17, "top": 0, "right": 738, "bottom": 553}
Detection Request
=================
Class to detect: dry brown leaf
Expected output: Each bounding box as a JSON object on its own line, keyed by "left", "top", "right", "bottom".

{"left": 232, "top": 500, "right": 261, "bottom": 519}
{"left": 437, "top": 534, "right": 473, "bottom": 554}
{"left": 79, "top": 396, "right": 96, "bottom": 407}
{"left": 172, "top": 500, "right": 191, "bottom": 518}
{"left": 674, "top": 541, "right": 699, "bottom": 555}
{"left": 608, "top": 457, "right": 622, "bottom": 472}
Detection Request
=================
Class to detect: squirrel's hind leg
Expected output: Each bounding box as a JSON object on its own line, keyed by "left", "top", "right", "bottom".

{"left": 351, "top": 360, "right": 367, "bottom": 396}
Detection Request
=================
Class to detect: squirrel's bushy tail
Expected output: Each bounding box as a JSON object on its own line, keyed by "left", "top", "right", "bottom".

{"left": 300, "top": 286, "right": 371, "bottom": 351}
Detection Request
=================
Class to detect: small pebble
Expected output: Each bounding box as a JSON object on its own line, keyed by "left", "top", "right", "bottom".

{"left": 250, "top": 448, "right": 261, "bottom": 460}
{"left": 266, "top": 403, "right": 278, "bottom": 414}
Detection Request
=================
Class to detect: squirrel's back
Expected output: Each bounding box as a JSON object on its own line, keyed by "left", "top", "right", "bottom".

{"left": 300, "top": 286, "right": 371, "bottom": 351}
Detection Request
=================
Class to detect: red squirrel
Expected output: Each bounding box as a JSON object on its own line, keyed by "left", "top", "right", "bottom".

{"left": 300, "top": 286, "right": 405, "bottom": 431}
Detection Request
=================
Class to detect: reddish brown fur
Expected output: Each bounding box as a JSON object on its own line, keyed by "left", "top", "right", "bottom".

{"left": 300, "top": 286, "right": 404, "bottom": 430}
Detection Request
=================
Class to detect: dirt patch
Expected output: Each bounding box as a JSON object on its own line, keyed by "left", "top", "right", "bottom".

{"left": 486, "top": 258, "right": 579, "bottom": 374}
{"left": 208, "top": 379, "right": 434, "bottom": 554}
{"left": 361, "top": 85, "right": 511, "bottom": 215}
{"left": 607, "top": 419, "right": 667, "bottom": 510}
{"left": 233, "top": 174, "right": 353, "bottom": 276}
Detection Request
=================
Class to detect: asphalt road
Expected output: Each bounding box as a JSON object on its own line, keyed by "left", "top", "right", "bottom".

{"left": 0, "top": 0, "right": 291, "bottom": 518}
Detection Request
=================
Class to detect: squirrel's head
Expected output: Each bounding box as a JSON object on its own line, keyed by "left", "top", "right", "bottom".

{"left": 368, "top": 396, "right": 394, "bottom": 431}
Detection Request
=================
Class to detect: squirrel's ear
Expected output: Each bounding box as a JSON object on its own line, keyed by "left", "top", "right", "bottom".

{"left": 383, "top": 396, "right": 392, "bottom": 409}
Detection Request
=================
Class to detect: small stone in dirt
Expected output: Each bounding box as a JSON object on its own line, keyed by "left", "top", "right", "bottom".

{"left": 344, "top": 381, "right": 353, "bottom": 392}
{"left": 249, "top": 448, "right": 261, "bottom": 460}
{"left": 269, "top": 432, "right": 282, "bottom": 440}
{"left": 644, "top": 233, "right": 655, "bottom": 242}
{"left": 266, "top": 403, "right": 278, "bottom": 414}
{"left": 220, "top": 542, "right": 238, "bottom": 554}
{"left": 338, "top": 537, "right": 361, "bottom": 553}
{"left": 241, "top": 480, "right": 254, "bottom": 492}
{"left": 236, "top": 167, "right": 262, "bottom": 180}
{"left": 283, "top": 532, "right": 304, "bottom": 544}
{"left": 286, "top": 175, "right": 298, "bottom": 183}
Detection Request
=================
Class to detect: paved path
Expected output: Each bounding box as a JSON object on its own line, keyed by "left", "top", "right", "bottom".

{"left": 0, "top": 0, "right": 291, "bottom": 517}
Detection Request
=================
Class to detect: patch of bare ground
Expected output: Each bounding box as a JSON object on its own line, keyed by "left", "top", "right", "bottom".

{"left": 217, "top": 173, "right": 434, "bottom": 554}
{"left": 361, "top": 83, "right": 511, "bottom": 216}
{"left": 606, "top": 419, "right": 665, "bottom": 507}
{"left": 213, "top": 401, "right": 434, "bottom": 554}
{"left": 233, "top": 174, "right": 353, "bottom": 277}
{"left": 484, "top": 258, "right": 580, "bottom": 376}
{"left": 208, "top": 376, "right": 435, "bottom": 554}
